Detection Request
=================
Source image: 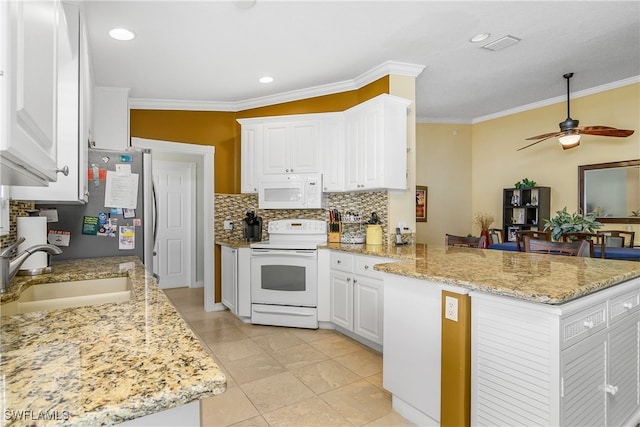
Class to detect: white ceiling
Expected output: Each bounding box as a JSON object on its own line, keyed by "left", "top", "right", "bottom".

{"left": 84, "top": 0, "right": 640, "bottom": 123}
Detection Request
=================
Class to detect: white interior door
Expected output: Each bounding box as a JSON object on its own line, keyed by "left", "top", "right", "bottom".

{"left": 153, "top": 160, "right": 196, "bottom": 289}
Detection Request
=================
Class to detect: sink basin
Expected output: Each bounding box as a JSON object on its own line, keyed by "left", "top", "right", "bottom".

{"left": 1, "top": 277, "right": 134, "bottom": 316}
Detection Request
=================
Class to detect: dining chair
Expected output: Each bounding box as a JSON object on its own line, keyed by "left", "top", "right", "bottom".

{"left": 596, "top": 230, "right": 635, "bottom": 248}
{"left": 523, "top": 236, "right": 592, "bottom": 257}
{"left": 515, "top": 230, "right": 551, "bottom": 252}
{"left": 487, "top": 228, "right": 504, "bottom": 245}
{"left": 561, "top": 232, "right": 598, "bottom": 257}
{"left": 445, "top": 234, "right": 486, "bottom": 248}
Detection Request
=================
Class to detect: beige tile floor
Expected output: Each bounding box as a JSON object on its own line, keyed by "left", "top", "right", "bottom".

{"left": 163, "top": 287, "right": 415, "bottom": 427}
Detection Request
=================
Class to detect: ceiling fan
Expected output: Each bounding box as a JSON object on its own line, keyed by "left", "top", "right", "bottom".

{"left": 518, "top": 73, "right": 635, "bottom": 151}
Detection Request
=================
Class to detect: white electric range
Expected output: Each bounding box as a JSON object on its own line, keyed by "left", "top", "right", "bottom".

{"left": 250, "top": 219, "right": 327, "bottom": 329}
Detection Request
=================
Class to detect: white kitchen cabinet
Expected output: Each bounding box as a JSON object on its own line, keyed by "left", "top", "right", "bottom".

{"left": 220, "top": 245, "right": 251, "bottom": 319}
{"left": 320, "top": 113, "right": 345, "bottom": 192}
{"left": 471, "top": 278, "right": 640, "bottom": 427}
{"left": 329, "top": 251, "right": 388, "bottom": 346}
{"left": 238, "top": 120, "right": 262, "bottom": 193}
{"left": 262, "top": 119, "right": 320, "bottom": 174}
{"left": 221, "top": 245, "right": 238, "bottom": 314}
{"left": 1, "top": 0, "right": 60, "bottom": 186}
{"left": 11, "top": 1, "right": 90, "bottom": 203}
{"left": 93, "top": 86, "right": 130, "bottom": 150}
{"left": 343, "top": 94, "right": 410, "bottom": 191}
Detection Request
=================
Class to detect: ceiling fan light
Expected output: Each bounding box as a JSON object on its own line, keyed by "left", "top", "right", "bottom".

{"left": 559, "top": 133, "right": 581, "bottom": 149}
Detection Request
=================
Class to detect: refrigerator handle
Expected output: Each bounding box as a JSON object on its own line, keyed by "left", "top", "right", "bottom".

{"left": 152, "top": 183, "right": 159, "bottom": 255}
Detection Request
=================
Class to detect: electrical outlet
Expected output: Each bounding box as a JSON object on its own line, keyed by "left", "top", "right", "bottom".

{"left": 223, "top": 220, "right": 234, "bottom": 230}
{"left": 445, "top": 295, "right": 458, "bottom": 322}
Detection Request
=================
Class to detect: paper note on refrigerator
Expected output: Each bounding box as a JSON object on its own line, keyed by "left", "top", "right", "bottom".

{"left": 104, "top": 171, "right": 139, "bottom": 209}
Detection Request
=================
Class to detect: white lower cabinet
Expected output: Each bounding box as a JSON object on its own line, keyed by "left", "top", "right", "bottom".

{"left": 471, "top": 278, "right": 640, "bottom": 427}
{"left": 329, "top": 251, "right": 387, "bottom": 346}
{"left": 220, "top": 245, "right": 251, "bottom": 319}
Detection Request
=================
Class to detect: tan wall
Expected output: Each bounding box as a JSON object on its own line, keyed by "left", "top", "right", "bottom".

{"left": 388, "top": 75, "right": 417, "bottom": 242}
{"left": 417, "top": 83, "right": 640, "bottom": 245}
{"left": 416, "top": 123, "right": 473, "bottom": 244}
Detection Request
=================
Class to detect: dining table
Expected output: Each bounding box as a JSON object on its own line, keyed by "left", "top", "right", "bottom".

{"left": 488, "top": 241, "right": 640, "bottom": 261}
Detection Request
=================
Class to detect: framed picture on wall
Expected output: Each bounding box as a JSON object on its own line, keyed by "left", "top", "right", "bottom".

{"left": 416, "top": 186, "right": 427, "bottom": 222}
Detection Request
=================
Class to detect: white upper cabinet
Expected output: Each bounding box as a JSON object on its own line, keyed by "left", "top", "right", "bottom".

{"left": 1, "top": 0, "right": 60, "bottom": 186}
{"left": 320, "top": 113, "right": 345, "bottom": 192}
{"left": 12, "top": 1, "right": 90, "bottom": 203}
{"left": 93, "top": 86, "right": 130, "bottom": 150}
{"left": 238, "top": 94, "right": 410, "bottom": 194}
{"left": 238, "top": 120, "right": 262, "bottom": 193}
{"left": 344, "top": 94, "right": 410, "bottom": 191}
{"left": 262, "top": 119, "right": 320, "bottom": 174}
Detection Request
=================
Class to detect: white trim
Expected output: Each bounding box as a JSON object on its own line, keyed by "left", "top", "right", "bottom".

{"left": 129, "top": 61, "right": 425, "bottom": 111}
{"left": 417, "top": 75, "right": 640, "bottom": 124}
{"left": 131, "top": 137, "right": 217, "bottom": 312}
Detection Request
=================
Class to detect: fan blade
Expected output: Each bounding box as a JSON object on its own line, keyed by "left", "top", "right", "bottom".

{"left": 525, "top": 131, "right": 564, "bottom": 141}
{"left": 517, "top": 133, "right": 564, "bottom": 151}
{"left": 579, "top": 126, "right": 635, "bottom": 138}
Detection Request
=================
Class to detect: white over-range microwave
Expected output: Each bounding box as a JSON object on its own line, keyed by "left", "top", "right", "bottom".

{"left": 258, "top": 173, "right": 325, "bottom": 209}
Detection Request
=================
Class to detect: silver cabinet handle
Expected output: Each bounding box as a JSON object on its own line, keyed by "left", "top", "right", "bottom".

{"left": 56, "top": 166, "right": 69, "bottom": 176}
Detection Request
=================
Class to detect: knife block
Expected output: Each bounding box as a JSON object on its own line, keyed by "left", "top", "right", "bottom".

{"left": 328, "top": 223, "right": 342, "bottom": 243}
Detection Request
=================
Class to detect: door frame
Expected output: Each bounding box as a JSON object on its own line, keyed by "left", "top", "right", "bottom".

{"left": 131, "top": 137, "right": 218, "bottom": 312}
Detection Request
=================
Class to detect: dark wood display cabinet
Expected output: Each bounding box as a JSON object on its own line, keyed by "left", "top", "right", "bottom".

{"left": 503, "top": 187, "right": 551, "bottom": 242}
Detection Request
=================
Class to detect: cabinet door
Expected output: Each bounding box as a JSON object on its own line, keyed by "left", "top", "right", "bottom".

{"left": 360, "top": 105, "right": 382, "bottom": 189}
{"left": 321, "top": 115, "right": 345, "bottom": 192}
{"left": 330, "top": 270, "right": 353, "bottom": 331}
{"left": 262, "top": 122, "right": 290, "bottom": 174}
{"left": 93, "top": 87, "right": 130, "bottom": 150}
{"left": 289, "top": 121, "right": 320, "bottom": 174}
{"left": 607, "top": 316, "right": 640, "bottom": 427}
{"left": 1, "top": 0, "right": 59, "bottom": 186}
{"left": 344, "top": 109, "right": 365, "bottom": 191}
{"left": 221, "top": 246, "right": 237, "bottom": 314}
{"left": 240, "top": 123, "right": 262, "bottom": 193}
{"left": 561, "top": 331, "right": 607, "bottom": 427}
{"left": 353, "top": 276, "right": 383, "bottom": 345}
{"left": 11, "top": 1, "right": 87, "bottom": 202}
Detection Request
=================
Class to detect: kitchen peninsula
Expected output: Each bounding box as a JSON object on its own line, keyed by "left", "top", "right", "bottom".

{"left": 375, "top": 244, "right": 640, "bottom": 427}
{"left": 0, "top": 257, "right": 226, "bottom": 426}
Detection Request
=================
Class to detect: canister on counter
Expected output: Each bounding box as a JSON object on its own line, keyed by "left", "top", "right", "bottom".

{"left": 366, "top": 224, "right": 382, "bottom": 245}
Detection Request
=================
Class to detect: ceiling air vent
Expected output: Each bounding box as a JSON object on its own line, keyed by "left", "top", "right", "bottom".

{"left": 482, "top": 35, "right": 521, "bottom": 51}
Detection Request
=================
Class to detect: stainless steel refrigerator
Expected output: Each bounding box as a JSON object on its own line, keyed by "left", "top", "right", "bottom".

{"left": 37, "top": 148, "right": 155, "bottom": 268}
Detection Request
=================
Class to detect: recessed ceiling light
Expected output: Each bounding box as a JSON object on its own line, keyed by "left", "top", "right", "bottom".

{"left": 259, "top": 76, "right": 274, "bottom": 84}
{"left": 109, "top": 28, "right": 135, "bottom": 41}
{"left": 470, "top": 33, "right": 490, "bottom": 43}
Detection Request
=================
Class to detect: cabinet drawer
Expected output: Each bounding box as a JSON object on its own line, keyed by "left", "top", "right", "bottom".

{"left": 609, "top": 288, "right": 640, "bottom": 324}
{"left": 561, "top": 302, "right": 607, "bottom": 348}
{"left": 354, "top": 255, "right": 386, "bottom": 279}
{"left": 330, "top": 252, "right": 353, "bottom": 273}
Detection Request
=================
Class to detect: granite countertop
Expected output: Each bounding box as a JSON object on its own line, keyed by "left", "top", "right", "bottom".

{"left": 0, "top": 256, "right": 226, "bottom": 426}
{"left": 216, "top": 238, "right": 252, "bottom": 248}
{"left": 370, "top": 244, "right": 640, "bottom": 305}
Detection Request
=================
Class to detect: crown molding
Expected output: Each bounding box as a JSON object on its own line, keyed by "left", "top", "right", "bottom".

{"left": 129, "top": 61, "right": 425, "bottom": 111}
{"left": 471, "top": 75, "right": 640, "bottom": 124}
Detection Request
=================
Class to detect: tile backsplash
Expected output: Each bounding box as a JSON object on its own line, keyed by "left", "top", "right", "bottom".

{"left": 215, "top": 191, "right": 391, "bottom": 243}
{"left": 0, "top": 201, "right": 35, "bottom": 248}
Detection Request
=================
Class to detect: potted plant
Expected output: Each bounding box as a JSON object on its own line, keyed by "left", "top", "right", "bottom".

{"left": 543, "top": 207, "right": 603, "bottom": 241}
{"left": 474, "top": 212, "right": 495, "bottom": 248}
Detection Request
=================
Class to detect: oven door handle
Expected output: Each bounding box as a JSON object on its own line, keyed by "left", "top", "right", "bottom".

{"left": 252, "top": 306, "right": 316, "bottom": 317}
{"left": 251, "top": 249, "right": 316, "bottom": 257}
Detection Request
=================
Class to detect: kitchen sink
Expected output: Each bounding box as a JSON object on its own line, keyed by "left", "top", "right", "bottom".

{"left": 1, "top": 277, "right": 134, "bottom": 316}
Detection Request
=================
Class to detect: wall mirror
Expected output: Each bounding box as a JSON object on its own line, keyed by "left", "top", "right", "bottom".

{"left": 578, "top": 159, "right": 640, "bottom": 224}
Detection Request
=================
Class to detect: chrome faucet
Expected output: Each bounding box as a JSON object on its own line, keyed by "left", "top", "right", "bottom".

{"left": 0, "top": 237, "right": 62, "bottom": 293}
